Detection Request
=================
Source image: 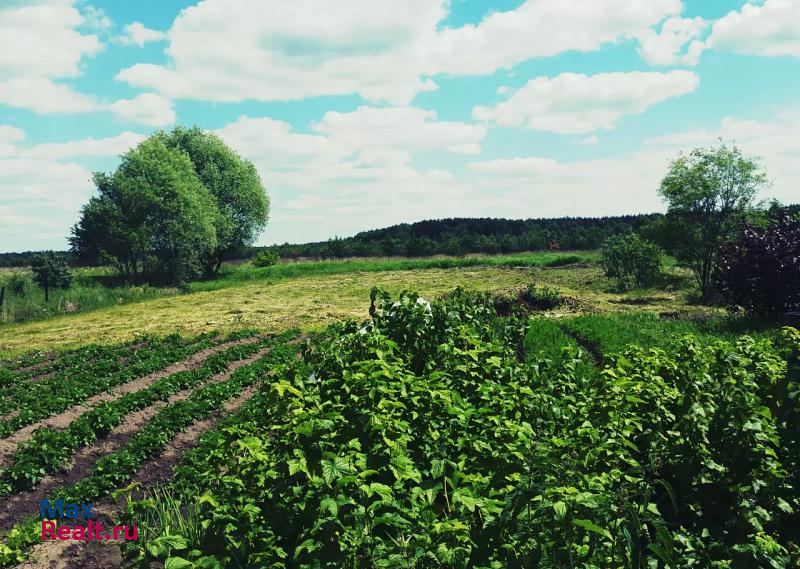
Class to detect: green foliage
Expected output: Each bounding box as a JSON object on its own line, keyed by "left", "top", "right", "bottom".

{"left": 29, "top": 253, "right": 72, "bottom": 302}
{"left": 118, "top": 291, "right": 799, "bottom": 569}
{"left": 520, "top": 283, "right": 565, "bottom": 310}
{"left": 162, "top": 126, "right": 269, "bottom": 275}
{"left": 70, "top": 127, "right": 268, "bottom": 284}
{"left": 251, "top": 250, "right": 279, "bottom": 267}
{"left": 654, "top": 140, "right": 767, "bottom": 301}
{"left": 601, "top": 233, "right": 663, "bottom": 290}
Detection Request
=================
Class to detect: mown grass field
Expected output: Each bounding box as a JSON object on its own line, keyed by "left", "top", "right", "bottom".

{"left": 0, "top": 251, "right": 720, "bottom": 357}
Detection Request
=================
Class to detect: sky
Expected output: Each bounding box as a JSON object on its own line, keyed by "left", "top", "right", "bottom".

{"left": 1, "top": 0, "right": 799, "bottom": 252}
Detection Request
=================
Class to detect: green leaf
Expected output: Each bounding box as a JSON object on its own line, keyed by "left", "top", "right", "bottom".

{"left": 165, "top": 557, "right": 194, "bottom": 569}
{"left": 573, "top": 518, "right": 611, "bottom": 540}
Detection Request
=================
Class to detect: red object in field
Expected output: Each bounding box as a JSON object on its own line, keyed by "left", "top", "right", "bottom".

{"left": 548, "top": 241, "right": 561, "bottom": 251}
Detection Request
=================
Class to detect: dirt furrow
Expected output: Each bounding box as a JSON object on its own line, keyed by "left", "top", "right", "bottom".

{"left": 0, "top": 336, "right": 261, "bottom": 465}
{"left": 0, "top": 343, "right": 273, "bottom": 535}
{"left": 14, "top": 378, "right": 267, "bottom": 569}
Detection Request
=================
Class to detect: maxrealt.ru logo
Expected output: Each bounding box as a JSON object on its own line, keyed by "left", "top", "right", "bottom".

{"left": 40, "top": 499, "right": 138, "bottom": 541}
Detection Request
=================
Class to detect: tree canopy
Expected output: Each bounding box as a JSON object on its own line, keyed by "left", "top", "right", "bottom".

{"left": 70, "top": 127, "right": 268, "bottom": 284}
{"left": 650, "top": 140, "right": 767, "bottom": 300}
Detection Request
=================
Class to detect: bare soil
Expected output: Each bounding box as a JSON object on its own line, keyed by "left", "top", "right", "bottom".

{"left": 0, "top": 336, "right": 261, "bottom": 467}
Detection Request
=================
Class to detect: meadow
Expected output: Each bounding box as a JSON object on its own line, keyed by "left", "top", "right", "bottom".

{"left": 0, "top": 252, "right": 795, "bottom": 568}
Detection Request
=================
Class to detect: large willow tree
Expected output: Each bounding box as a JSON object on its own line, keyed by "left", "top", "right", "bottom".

{"left": 70, "top": 127, "right": 269, "bottom": 284}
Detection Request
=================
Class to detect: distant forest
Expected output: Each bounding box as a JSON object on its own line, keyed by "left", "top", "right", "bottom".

{"left": 265, "top": 214, "right": 663, "bottom": 259}
{"left": 4, "top": 207, "right": 798, "bottom": 267}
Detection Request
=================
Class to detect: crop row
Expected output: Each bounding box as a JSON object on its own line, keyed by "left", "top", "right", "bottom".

{"left": 0, "top": 335, "right": 281, "bottom": 496}
{"left": 0, "top": 337, "right": 158, "bottom": 393}
{"left": 0, "top": 331, "right": 301, "bottom": 567}
{"left": 0, "top": 331, "right": 255, "bottom": 438}
{"left": 115, "top": 290, "right": 800, "bottom": 569}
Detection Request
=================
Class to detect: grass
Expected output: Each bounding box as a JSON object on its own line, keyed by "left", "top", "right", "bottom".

{"left": 0, "top": 251, "right": 595, "bottom": 326}
{"left": 1, "top": 251, "right": 747, "bottom": 358}
{"left": 0, "top": 266, "right": 534, "bottom": 356}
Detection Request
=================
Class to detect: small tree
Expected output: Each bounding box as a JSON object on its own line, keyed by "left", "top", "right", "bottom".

{"left": 30, "top": 253, "right": 72, "bottom": 302}
{"left": 655, "top": 140, "right": 767, "bottom": 301}
{"left": 601, "top": 233, "right": 663, "bottom": 290}
{"left": 716, "top": 208, "right": 800, "bottom": 317}
{"left": 251, "top": 250, "right": 279, "bottom": 267}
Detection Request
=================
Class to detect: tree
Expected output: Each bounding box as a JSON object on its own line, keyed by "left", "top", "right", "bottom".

{"left": 715, "top": 208, "right": 800, "bottom": 317}
{"left": 162, "top": 127, "right": 269, "bottom": 274}
{"left": 601, "top": 233, "right": 663, "bottom": 290}
{"left": 655, "top": 141, "right": 767, "bottom": 301}
{"left": 30, "top": 253, "right": 72, "bottom": 302}
{"left": 70, "top": 128, "right": 265, "bottom": 284}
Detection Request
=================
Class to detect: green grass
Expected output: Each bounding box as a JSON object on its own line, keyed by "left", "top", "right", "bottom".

{"left": 560, "top": 312, "right": 780, "bottom": 357}
{"left": 0, "top": 251, "right": 596, "bottom": 326}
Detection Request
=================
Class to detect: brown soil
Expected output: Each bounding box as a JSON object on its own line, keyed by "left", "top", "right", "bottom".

{"left": 0, "top": 343, "right": 274, "bottom": 536}
{"left": 14, "top": 366, "right": 273, "bottom": 569}
{"left": 0, "top": 336, "right": 261, "bottom": 467}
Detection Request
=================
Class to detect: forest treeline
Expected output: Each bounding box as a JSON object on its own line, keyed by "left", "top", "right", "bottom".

{"left": 4, "top": 206, "right": 798, "bottom": 267}
{"left": 263, "top": 213, "right": 665, "bottom": 259}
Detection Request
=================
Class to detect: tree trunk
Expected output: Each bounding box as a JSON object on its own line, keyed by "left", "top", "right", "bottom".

{"left": 44, "top": 284, "right": 50, "bottom": 303}
{"left": 0, "top": 286, "right": 5, "bottom": 311}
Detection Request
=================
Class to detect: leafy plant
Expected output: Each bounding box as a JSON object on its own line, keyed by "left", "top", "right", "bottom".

{"left": 601, "top": 233, "right": 663, "bottom": 290}
{"left": 716, "top": 208, "right": 800, "bottom": 317}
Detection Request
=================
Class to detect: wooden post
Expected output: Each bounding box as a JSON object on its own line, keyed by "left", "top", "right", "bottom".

{"left": 0, "top": 286, "right": 4, "bottom": 311}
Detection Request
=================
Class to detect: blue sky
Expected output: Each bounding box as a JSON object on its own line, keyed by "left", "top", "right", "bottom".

{"left": 1, "top": 0, "right": 799, "bottom": 252}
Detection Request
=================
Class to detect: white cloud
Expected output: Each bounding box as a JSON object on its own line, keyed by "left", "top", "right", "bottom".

{"left": 462, "top": 109, "right": 800, "bottom": 224}
{"left": 0, "top": 128, "right": 149, "bottom": 251}
{"left": 579, "top": 135, "right": 600, "bottom": 146}
{"left": 473, "top": 70, "right": 699, "bottom": 134}
{"left": 0, "top": 78, "right": 174, "bottom": 126}
{"left": 26, "top": 131, "right": 146, "bottom": 161}
{"left": 637, "top": 16, "right": 707, "bottom": 65}
{"left": 0, "top": 1, "right": 102, "bottom": 79}
{"left": 706, "top": 0, "right": 800, "bottom": 57}
{"left": 0, "top": 77, "right": 96, "bottom": 114}
{"left": 214, "top": 108, "right": 487, "bottom": 243}
{"left": 116, "top": 0, "right": 682, "bottom": 104}
{"left": 312, "top": 106, "right": 485, "bottom": 155}
{"left": 429, "top": 0, "right": 683, "bottom": 75}
{"left": 105, "top": 93, "right": 175, "bottom": 127}
{"left": 119, "top": 22, "right": 167, "bottom": 47}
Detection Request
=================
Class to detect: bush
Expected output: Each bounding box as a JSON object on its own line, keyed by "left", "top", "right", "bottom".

{"left": 601, "top": 233, "right": 663, "bottom": 290}
{"left": 716, "top": 208, "right": 800, "bottom": 317}
{"left": 251, "top": 250, "right": 279, "bottom": 267}
{"left": 521, "top": 283, "right": 564, "bottom": 310}
{"left": 6, "top": 274, "right": 29, "bottom": 296}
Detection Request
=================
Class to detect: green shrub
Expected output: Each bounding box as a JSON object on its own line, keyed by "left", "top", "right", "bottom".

{"left": 251, "top": 250, "right": 279, "bottom": 267}
{"left": 521, "top": 283, "right": 564, "bottom": 310}
{"left": 6, "top": 274, "right": 28, "bottom": 297}
{"left": 601, "top": 233, "right": 663, "bottom": 290}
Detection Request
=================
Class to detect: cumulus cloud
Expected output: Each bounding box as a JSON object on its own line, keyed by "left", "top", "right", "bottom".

{"left": 0, "top": 0, "right": 102, "bottom": 79}
{"left": 472, "top": 71, "right": 699, "bottom": 134}
{"left": 706, "top": 0, "right": 800, "bottom": 57}
{"left": 105, "top": 93, "right": 175, "bottom": 127}
{"left": 463, "top": 109, "right": 800, "bottom": 223}
{"left": 0, "top": 77, "right": 96, "bottom": 114}
{"left": 119, "top": 22, "right": 167, "bottom": 47}
{"left": 116, "top": 0, "right": 682, "bottom": 104}
{"left": 311, "top": 107, "right": 485, "bottom": 155}
{"left": 0, "top": 78, "right": 174, "bottom": 127}
{"left": 0, "top": 128, "right": 149, "bottom": 251}
{"left": 637, "top": 16, "right": 707, "bottom": 65}
{"left": 213, "top": 108, "right": 487, "bottom": 243}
